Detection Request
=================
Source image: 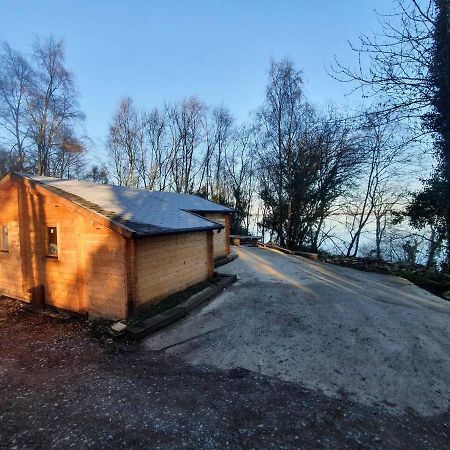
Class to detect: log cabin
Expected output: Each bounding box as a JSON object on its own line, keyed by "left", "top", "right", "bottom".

{"left": 0, "top": 173, "right": 233, "bottom": 319}
{"left": 146, "top": 191, "right": 232, "bottom": 260}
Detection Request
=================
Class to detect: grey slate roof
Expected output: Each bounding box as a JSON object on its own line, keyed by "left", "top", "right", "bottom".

{"left": 16, "top": 174, "right": 226, "bottom": 237}
{"left": 148, "top": 191, "right": 234, "bottom": 213}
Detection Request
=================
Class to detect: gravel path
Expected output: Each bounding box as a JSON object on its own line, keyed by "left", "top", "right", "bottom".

{"left": 146, "top": 246, "right": 450, "bottom": 417}
{"left": 2, "top": 249, "right": 450, "bottom": 448}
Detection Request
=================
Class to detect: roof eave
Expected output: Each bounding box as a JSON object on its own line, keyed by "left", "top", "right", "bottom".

{"left": 184, "top": 208, "right": 235, "bottom": 214}
{"left": 9, "top": 173, "right": 227, "bottom": 239}
{"left": 135, "top": 223, "right": 224, "bottom": 238}
{"left": 12, "top": 172, "right": 136, "bottom": 239}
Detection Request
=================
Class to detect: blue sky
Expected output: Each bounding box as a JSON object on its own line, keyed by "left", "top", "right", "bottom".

{"left": 0, "top": 0, "right": 395, "bottom": 152}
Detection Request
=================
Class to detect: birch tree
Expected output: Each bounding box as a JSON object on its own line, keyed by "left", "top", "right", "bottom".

{"left": 166, "top": 97, "right": 206, "bottom": 193}
{"left": 107, "top": 97, "right": 142, "bottom": 187}
{"left": 0, "top": 42, "right": 33, "bottom": 172}
{"left": 27, "top": 37, "right": 85, "bottom": 176}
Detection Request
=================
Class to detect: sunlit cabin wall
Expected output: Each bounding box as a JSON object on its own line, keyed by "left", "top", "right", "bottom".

{"left": 77, "top": 215, "right": 128, "bottom": 320}
{"left": 2, "top": 178, "right": 128, "bottom": 320}
{"left": 134, "top": 230, "right": 214, "bottom": 310}
{"left": 0, "top": 184, "right": 23, "bottom": 300}
{"left": 0, "top": 177, "right": 222, "bottom": 320}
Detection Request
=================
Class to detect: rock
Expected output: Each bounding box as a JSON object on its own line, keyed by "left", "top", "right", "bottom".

{"left": 111, "top": 321, "right": 127, "bottom": 333}
{"left": 442, "top": 290, "right": 450, "bottom": 300}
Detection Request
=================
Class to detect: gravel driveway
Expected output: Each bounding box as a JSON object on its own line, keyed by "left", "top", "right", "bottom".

{"left": 3, "top": 247, "right": 450, "bottom": 448}
{"left": 146, "top": 246, "right": 450, "bottom": 416}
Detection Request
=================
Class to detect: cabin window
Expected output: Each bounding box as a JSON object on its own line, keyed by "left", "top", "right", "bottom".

{"left": 47, "top": 227, "right": 58, "bottom": 258}
{"left": 1, "top": 225, "right": 9, "bottom": 252}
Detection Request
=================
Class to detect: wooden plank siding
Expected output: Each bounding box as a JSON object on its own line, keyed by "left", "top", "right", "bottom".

{"left": 134, "top": 231, "right": 213, "bottom": 309}
{"left": 0, "top": 176, "right": 219, "bottom": 319}
{"left": 203, "top": 213, "right": 231, "bottom": 259}
{"left": 0, "top": 185, "right": 23, "bottom": 299}
{"left": 0, "top": 179, "right": 128, "bottom": 320}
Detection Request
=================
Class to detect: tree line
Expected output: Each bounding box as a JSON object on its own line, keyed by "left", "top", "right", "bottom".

{"left": 0, "top": 0, "right": 449, "bottom": 270}
{"left": 0, "top": 37, "right": 86, "bottom": 178}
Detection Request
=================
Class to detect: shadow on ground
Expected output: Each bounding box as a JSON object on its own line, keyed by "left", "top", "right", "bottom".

{"left": 1, "top": 297, "right": 450, "bottom": 449}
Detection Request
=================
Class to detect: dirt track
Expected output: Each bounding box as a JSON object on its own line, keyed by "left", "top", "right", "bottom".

{"left": 146, "top": 246, "right": 450, "bottom": 417}
{"left": 1, "top": 297, "right": 450, "bottom": 449}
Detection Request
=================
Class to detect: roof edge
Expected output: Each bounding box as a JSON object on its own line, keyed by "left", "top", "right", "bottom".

{"left": 9, "top": 172, "right": 226, "bottom": 238}
{"left": 11, "top": 172, "right": 135, "bottom": 239}
{"left": 182, "top": 207, "right": 236, "bottom": 214}
{"left": 134, "top": 223, "right": 224, "bottom": 238}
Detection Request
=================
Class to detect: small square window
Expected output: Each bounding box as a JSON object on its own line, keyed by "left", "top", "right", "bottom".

{"left": 47, "top": 227, "right": 58, "bottom": 258}
{"left": 1, "top": 225, "right": 9, "bottom": 252}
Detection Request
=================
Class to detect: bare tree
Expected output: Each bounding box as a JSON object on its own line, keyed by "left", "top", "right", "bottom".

{"left": 107, "top": 97, "right": 143, "bottom": 187}
{"left": 141, "top": 108, "right": 170, "bottom": 190}
{"left": 333, "top": 0, "right": 450, "bottom": 269}
{"left": 332, "top": 0, "right": 435, "bottom": 124}
{"left": 0, "top": 42, "right": 33, "bottom": 171}
{"left": 225, "top": 125, "right": 255, "bottom": 233}
{"left": 207, "top": 106, "right": 234, "bottom": 201}
{"left": 309, "top": 112, "right": 362, "bottom": 251}
{"left": 166, "top": 97, "right": 206, "bottom": 193}
{"left": 257, "top": 59, "right": 306, "bottom": 247}
{"left": 27, "top": 37, "right": 85, "bottom": 176}
{"left": 257, "top": 60, "right": 362, "bottom": 250}
{"left": 373, "top": 186, "right": 406, "bottom": 259}
{"left": 344, "top": 116, "right": 411, "bottom": 257}
{"left": 83, "top": 164, "right": 109, "bottom": 184}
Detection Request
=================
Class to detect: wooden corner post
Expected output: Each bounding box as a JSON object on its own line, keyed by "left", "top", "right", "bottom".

{"left": 207, "top": 230, "right": 214, "bottom": 278}
{"left": 125, "top": 237, "right": 137, "bottom": 317}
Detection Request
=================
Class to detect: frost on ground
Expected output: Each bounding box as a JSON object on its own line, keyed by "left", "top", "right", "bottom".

{"left": 1, "top": 297, "right": 450, "bottom": 449}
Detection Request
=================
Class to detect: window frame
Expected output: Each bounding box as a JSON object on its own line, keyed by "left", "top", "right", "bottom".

{"left": 46, "top": 226, "right": 59, "bottom": 259}
{"left": 0, "top": 224, "right": 9, "bottom": 253}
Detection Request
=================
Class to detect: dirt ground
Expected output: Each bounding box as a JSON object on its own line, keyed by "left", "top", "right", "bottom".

{"left": 1, "top": 298, "right": 450, "bottom": 449}
{"left": 147, "top": 246, "right": 450, "bottom": 417}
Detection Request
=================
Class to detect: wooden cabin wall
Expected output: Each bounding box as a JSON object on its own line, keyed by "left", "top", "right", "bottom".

{"left": 9, "top": 180, "right": 128, "bottom": 319}
{"left": 0, "top": 185, "right": 23, "bottom": 300}
{"left": 134, "top": 231, "right": 213, "bottom": 309}
{"left": 1, "top": 178, "right": 229, "bottom": 319}
{"left": 203, "top": 213, "right": 230, "bottom": 259}
{"left": 78, "top": 217, "right": 128, "bottom": 319}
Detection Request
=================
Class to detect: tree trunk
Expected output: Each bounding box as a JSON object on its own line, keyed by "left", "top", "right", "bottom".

{"left": 426, "top": 227, "right": 439, "bottom": 269}
{"left": 375, "top": 216, "right": 382, "bottom": 259}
